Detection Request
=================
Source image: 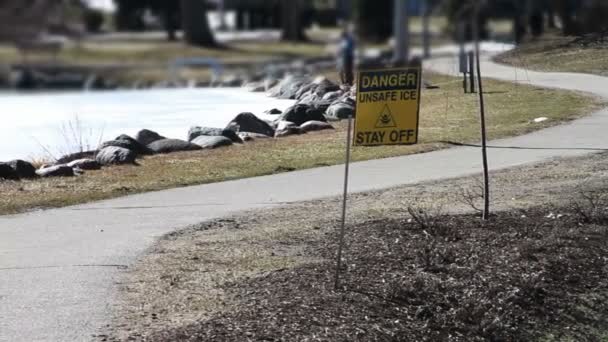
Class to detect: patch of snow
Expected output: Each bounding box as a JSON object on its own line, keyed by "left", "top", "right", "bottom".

{"left": 0, "top": 88, "right": 295, "bottom": 161}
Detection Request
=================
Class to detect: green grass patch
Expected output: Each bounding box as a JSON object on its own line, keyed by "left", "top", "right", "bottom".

{"left": 0, "top": 73, "right": 601, "bottom": 215}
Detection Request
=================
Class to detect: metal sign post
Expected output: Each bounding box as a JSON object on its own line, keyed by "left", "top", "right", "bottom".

{"left": 334, "top": 63, "right": 422, "bottom": 291}
{"left": 334, "top": 115, "right": 353, "bottom": 290}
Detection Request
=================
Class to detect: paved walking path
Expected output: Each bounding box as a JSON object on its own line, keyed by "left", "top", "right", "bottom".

{"left": 2, "top": 54, "right": 608, "bottom": 342}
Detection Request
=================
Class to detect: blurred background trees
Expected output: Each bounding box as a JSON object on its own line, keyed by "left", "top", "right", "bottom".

{"left": 3, "top": 0, "right": 608, "bottom": 48}
{"left": 0, "top": 0, "right": 84, "bottom": 42}
{"left": 444, "top": 0, "right": 608, "bottom": 43}
{"left": 353, "top": 0, "right": 392, "bottom": 42}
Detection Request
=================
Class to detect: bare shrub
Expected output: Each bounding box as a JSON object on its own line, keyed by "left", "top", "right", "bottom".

{"left": 415, "top": 239, "right": 458, "bottom": 272}
{"left": 568, "top": 189, "right": 608, "bottom": 225}
{"left": 32, "top": 114, "right": 105, "bottom": 162}
{"left": 388, "top": 273, "right": 441, "bottom": 305}
{"left": 59, "top": 114, "right": 105, "bottom": 155}
{"left": 407, "top": 204, "right": 455, "bottom": 239}
{"left": 455, "top": 178, "right": 485, "bottom": 214}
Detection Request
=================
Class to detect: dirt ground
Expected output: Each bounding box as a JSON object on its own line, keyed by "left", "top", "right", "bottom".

{"left": 101, "top": 152, "right": 608, "bottom": 341}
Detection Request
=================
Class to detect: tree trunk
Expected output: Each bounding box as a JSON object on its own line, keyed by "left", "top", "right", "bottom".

{"left": 554, "top": 0, "right": 579, "bottom": 35}
{"left": 355, "top": 0, "right": 392, "bottom": 42}
{"left": 281, "top": 0, "right": 306, "bottom": 42}
{"left": 163, "top": 5, "right": 179, "bottom": 41}
{"left": 546, "top": 4, "right": 556, "bottom": 29}
{"left": 180, "top": 0, "right": 216, "bottom": 47}
{"left": 529, "top": 9, "right": 544, "bottom": 37}
{"left": 513, "top": 15, "right": 526, "bottom": 44}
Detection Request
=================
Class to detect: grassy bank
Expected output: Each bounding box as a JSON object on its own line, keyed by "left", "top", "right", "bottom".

{"left": 105, "top": 152, "right": 608, "bottom": 341}
{"left": 496, "top": 32, "right": 608, "bottom": 76}
{"left": 0, "top": 73, "right": 601, "bottom": 215}
{"left": 0, "top": 39, "right": 329, "bottom": 66}
{"left": 0, "top": 39, "right": 330, "bottom": 84}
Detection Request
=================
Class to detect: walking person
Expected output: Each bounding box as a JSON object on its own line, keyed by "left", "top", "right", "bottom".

{"left": 337, "top": 29, "right": 355, "bottom": 85}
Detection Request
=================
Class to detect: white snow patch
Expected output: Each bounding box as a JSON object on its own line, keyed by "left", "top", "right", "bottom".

{"left": 0, "top": 88, "right": 294, "bottom": 161}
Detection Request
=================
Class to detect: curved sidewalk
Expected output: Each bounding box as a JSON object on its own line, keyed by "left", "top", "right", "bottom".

{"left": 2, "top": 56, "right": 608, "bottom": 342}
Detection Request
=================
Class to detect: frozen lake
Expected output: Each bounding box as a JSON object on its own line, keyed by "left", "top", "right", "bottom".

{"left": 0, "top": 88, "right": 294, "bottom": 161}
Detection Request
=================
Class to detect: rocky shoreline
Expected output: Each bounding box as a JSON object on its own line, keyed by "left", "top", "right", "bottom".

{"left": 0, "top": 75, "right": 356, "bottom": 181}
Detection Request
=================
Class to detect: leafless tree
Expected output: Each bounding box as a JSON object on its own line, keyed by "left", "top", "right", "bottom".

{"left": 281, "top": 0, "right": 307, "bottom": 42}
{"left": 181, "top": 0, "right": 216, "bottom": 47}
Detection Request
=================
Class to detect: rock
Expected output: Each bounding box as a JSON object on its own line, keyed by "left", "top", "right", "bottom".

{"left": 220, "top": 74, "right": 244, "bottom": 87}
{"left": 11, "top": 68, "right": 38, "bottom": 90}
{"left": 96, "top": 146, "right": 137, "bottom": 165}
{"left": 300, "top": 120, "right": 335, "bottom": 133}
{"left": 264, "top": 78, "right": 279, "bottom": 91}
{"left": 294, "top": 77, "right": 340, "bottom": 101}
{"left": 67, "top": 158, "right": 101, "bottom": 170}
{"left": 269, "top": 75, "right": 310, "bottom": 99}
{"left": 0, "top": 163, "right": 18, "bottom": 180}
{"left": 243, "top": 81, "right": 266, "bottom": 92}
{"left": 278, "top": 103, "right": 327, "bottom": 126}
{"left": 6, "top": 160, "right": 37, "bottom": 179}
{"left": 238, "top": 132, "right": 271, "bottom": 141}
{"left": 277, "top": 121, "right": 297, "bottom": 131}
{"left": 152, "top": 80, "right": 183, "bottom": 89}
{"left": 36, "top": 165, "right": 75, "bottom": 177}
{"left": 147, "top": 139, "right": 201, "bottom": 154}
{"left": 191, "top": 135, "right": 233, "bottom": 149}
{"left": 265, "top": 119, "right": 278, "bottom": 130}
{"left": 264, "top": 108, "right": 283, "bottom": 115}
{"left": 322, "top": 90, "right": 344, "bottom": 102}
{"left": 326, "top": 101, "right": 356, "bottom": 120}
{"left": 135, "top": 129, "right": 166, "bottom": 146}
{"left": 298, "top": 92, "right": 321, "bottom": 105}
{"left": 84, "top": 74, "right": 107, "bottom": 90}
{"left": 226, "top": 112, "right": 275, "bottom": 137}
{"left": 41, "top": 72, "right": 86, "bottom": 89}
{"left": 188, "top": 126, "right": 243, "bottom": 144}
{"left": 275, "top": 126, "right": 304, "bottom": 138}
{"left": 100, "top": 135, "right": 152, "bottom": 156}
{"left": 313, "top": 77, "right": 340, "bottom": 97}
{"left": 309, "top": 100, "right": 333, "bottom": 114}
{"left": 295, "top": 83, "right": 316, "bottom": 100}
{"left": 56, "top": 151, "right": 97, "bottom": 164}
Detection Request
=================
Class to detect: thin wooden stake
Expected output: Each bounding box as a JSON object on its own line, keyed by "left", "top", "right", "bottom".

{"left": 334, "top": 115, "right": 353, "bottom": 290}
{"left": 473, "top": 0, "right": 490, "bottom": 220}
{"left": 469, "top": 51, "right": 476, "bottom": 93}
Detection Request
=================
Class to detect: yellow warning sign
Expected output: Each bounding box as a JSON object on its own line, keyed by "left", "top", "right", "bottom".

{"left": 354, "top": 67, "right": 421, "bottom": 146}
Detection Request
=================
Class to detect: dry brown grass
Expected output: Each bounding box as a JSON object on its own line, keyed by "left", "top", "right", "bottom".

{"left": 0, "top": 39, "right": 330, "bottom": 84}
{"left": 496, "top": 32, "right": 608, "bottom": 76}
{"left": 0, "top": 40, "right": 329, "bottom": 67}
{"left": 0, "top": 73, "right": 600, "bottom": 215}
